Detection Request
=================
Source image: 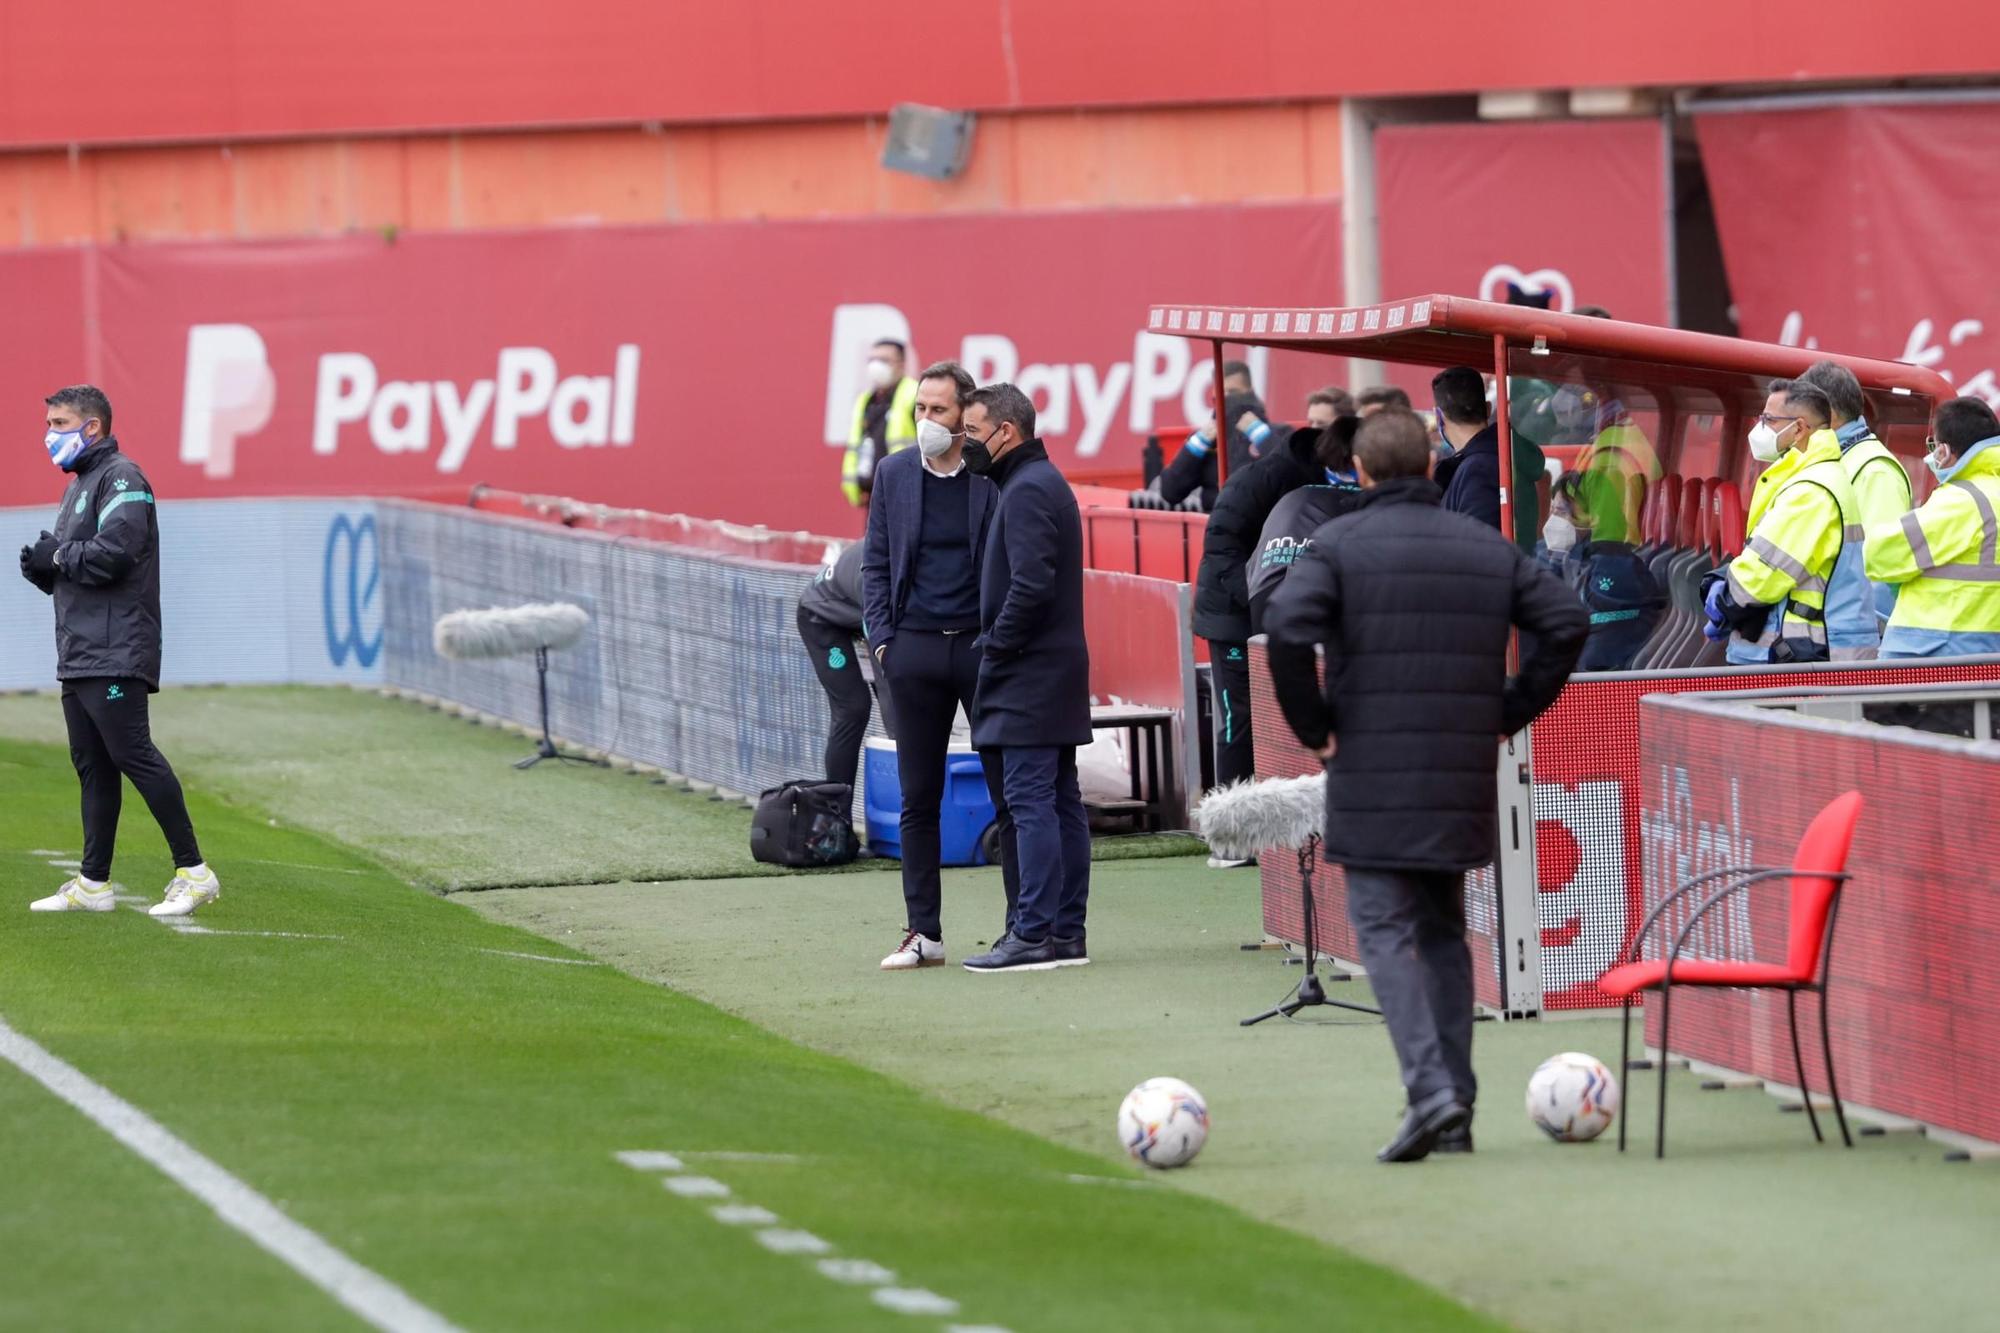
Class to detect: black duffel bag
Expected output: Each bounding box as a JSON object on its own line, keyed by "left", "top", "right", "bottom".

{"left": 749, "top": 781, "right": 859, "bottom": 868}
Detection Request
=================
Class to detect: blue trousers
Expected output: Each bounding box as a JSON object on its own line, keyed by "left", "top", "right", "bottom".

{"left": 997, "top": 745, "right": 1091, "bottom": 942}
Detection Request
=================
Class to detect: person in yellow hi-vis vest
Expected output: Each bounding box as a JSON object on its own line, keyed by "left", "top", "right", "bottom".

{"left": 1800, "top": 360, "right": 1913, "bottom": 654}
{"left": 1703, "top": 382, "right": 1859, "bottom": 664}
{"left": 1864, "top": 395, "right": 2000, "bottom": 658}
{"left": 842, "top": 339, "right": 919, "bottom": 507}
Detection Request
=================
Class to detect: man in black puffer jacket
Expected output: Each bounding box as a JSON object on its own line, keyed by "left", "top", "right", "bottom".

{"left": 1193, "top": 415, "right": 1337, "bottom": 805}
{"left": 1265, "top": 410, "right": 1585, "bottom": 1163}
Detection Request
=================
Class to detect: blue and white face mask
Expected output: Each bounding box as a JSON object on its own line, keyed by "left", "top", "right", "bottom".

{"left": 45, "top": 427, "right": 89, "bottom": 470}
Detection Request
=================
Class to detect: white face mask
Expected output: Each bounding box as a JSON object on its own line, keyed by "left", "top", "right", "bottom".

{"left": 1747, "top": 421, "right": 1784, "bottom": 463}
{"left": 1543, "top": 513, "right": 1578, "bottom": 553}
{"left": 866, "top": 358, "right": 896, "bottom": 389}
{"left": 916, "top": 418, "right": 957, "bottom": 459}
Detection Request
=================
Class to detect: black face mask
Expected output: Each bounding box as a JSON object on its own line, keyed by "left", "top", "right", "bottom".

{"left": 962, "top": 425, "right": 1004, "bottom": 475}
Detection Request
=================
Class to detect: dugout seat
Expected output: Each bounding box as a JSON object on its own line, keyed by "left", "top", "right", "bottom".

{"left": 1599, "top": 790, "right": 1863, "bottom": 1158}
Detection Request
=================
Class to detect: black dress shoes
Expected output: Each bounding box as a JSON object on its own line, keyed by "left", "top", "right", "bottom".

{"left": 1377, "top": 1100, "right": 1472, "bottom": 1163}
{"left": 964, "top": 933, "right": 1063, "bottom": 972}
{"left": 1434, "top": 1121, "right": 1474, "bottom": 1154}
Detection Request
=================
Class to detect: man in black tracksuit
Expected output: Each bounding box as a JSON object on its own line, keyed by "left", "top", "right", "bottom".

{"left": 19, "top": 385, "right": 219, "bottom": 918}
{"left": 1265, "top": 410, "right": 1584, "bottom": 1162}
{"left": 1194, "top": 415, "right": 1350, "bottom": 809}
{"left": 796, "top": 542, "right": 895, "bottom": 824}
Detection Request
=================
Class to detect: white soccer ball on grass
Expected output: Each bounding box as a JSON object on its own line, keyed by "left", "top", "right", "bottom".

{"left": 1118, "top": 1077, "right": 1210, "bottom": 1168}
{"left": 1526, "top": 1051, "right": 1621, "bottom": 1142}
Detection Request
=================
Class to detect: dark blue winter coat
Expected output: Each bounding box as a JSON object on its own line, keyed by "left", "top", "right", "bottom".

{"left": 972, "top": 440, "right": 1092, "bottom": 748}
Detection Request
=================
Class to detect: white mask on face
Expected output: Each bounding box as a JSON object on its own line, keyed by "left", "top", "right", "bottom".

{"left": 866, "top": 358, "right": 896, "bottom": 389}
{"left": 1543, "top": 513, "right": 1578, "bottom": 553}
{"left": 1747, "top": 421, "right": 1784, "bottom": 463}
{"left": 916, "top": 418, "right": 956, "bottom": 459}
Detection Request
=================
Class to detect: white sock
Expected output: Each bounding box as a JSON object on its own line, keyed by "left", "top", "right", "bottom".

{"left": 78, "top": 875, "right": 106, "bottom": 890}
{"left": 183, "top": 863, "right": 211, "bottom": 879}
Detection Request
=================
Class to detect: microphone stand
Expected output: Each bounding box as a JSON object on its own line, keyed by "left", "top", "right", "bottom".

{"left": 514, "top": 645, "right": 596, "bottom": 770}
{"left": 1241, "top": 834, "right": 1382, "bottom": 1025}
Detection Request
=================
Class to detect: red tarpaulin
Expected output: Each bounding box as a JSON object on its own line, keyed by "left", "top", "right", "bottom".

{"left": 1696, "top": 97, "right": 2000, "bottom": 411}
{"left": 0, "top": 202, "right": 1337, "bottom": 533}
{"left": 1374, "top": 118, "right": 1671, "bottom": 398}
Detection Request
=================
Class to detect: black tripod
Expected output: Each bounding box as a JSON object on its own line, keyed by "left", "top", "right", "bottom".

{"left": 514, "top": 645, "right": 595, "bottom": 770}
{"left": 1241, "top": 835, "right": 1382, "bottom": 1025}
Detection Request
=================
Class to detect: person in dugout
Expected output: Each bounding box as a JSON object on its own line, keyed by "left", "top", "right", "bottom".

{"left": 1864, "top": 395, "right": 2000, "bottom": 658}
{"left": 1245, "top": 416, "right": 1367, "bottom": 636}
{"left": 796, "top": 542, "right": 894, "bottom": 825}
{"left": 1131, "top": 362, "right": 1267, "bottom": 512}
{"left": 1800, "top": 359, "right": 1914, "bottom": 649}
{"left": 1703, "top": 381, "right": 1863, "bottom": 663}
{"left": 1192, "top": 405, "right": 1350, "bottom": 855}
{"left": 1540, "top": 470, "right": 1666, "bottom": 671}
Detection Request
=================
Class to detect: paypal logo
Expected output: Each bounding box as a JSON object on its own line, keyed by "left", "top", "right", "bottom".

{"left": 180, "top": 324, "right": 277, "bottom": 480}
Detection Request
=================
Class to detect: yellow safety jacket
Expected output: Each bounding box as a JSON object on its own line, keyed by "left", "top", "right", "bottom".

{"left": 842, "top": 377, "right": 918, "bottom": 507}
{"left": 1724, "top": 430, "right": 1855, "bottom": 664}
{"left": 1863, "top": 438, "right": 2000, "bottom": 658}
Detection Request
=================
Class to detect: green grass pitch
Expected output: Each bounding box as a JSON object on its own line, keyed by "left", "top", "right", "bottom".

{"left": 2, "top": 686, "right": 1996, "bottom": 1332}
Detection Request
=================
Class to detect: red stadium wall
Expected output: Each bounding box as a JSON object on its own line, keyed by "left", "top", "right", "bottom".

{"left": 2, "top": 0, "right": 1993, "bottom": 147}
{"left": 0, "top": 103, "right": 1346, "bottom": 247}
{"left": 1696, "top": 97, "right": 2000, "bottom": 415}
{"left": 0, "top": 201, "right": 1337, "bottom": 534}
{"left": 1638, "top": 693, "right": 2000, "bottom": 1144}
{"left": 1250, "top": 647, "right": 2000, "bottom": 1012}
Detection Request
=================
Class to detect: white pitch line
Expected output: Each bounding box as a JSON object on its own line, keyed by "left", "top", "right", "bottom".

{"left": 45, "top": 858, "right": 82, "bottom": 868}
{"left": 238, "top": 858, "right": 369, "bottom": 876}
{"left": 475, "top": 949, "right": 604, "bottom": 967}
{"left": 0, "top": 1015, "right": 465, "bottom": 1333}
{"left": 616, "top": 1151, "right": 1008, "bottom": 1330}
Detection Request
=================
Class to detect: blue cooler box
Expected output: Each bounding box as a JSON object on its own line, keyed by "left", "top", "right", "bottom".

{"left": 863, "top": 737, "right": 997, "bottom": 865}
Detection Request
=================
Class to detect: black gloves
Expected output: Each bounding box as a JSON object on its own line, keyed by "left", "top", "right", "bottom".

{"left": 19, "top": 531, "right": 57, "bottom": 594}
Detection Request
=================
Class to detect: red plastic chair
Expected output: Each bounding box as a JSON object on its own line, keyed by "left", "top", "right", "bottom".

{"left": 1598, "top": 791, "right": 1863, "bottom": 1158}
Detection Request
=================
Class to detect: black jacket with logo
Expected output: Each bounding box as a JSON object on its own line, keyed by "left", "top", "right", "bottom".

{"left": 43, "top": 438, "right": 164, "bottom": 688}
{"left": 798, "top": 542, "right": 866, "bottom": 633}
{"left": 1246, "top": 478, "right": 1366, "bottom": 635}
{"left": 1263, "top": 477, "right": 1586, "bottom": 871}
{"left": 1192, "top": 424, "right": 1325, "bottom": 643}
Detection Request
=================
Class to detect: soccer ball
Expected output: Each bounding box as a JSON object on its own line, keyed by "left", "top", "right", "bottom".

{"left": 1118, "top": 1077, "right": 1210, "bottom": 1169}
{"left": 1526, "top": 1051, "right": 1621, "bottom": 1142}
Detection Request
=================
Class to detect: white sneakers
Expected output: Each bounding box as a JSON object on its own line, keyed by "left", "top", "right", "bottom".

{"left": 149, "top": 866, "right": 221, "bottom": 917}
{"left": 29, "top": 877, "right": 115, "bottom": 912}
{"left": 30, "top": 866, "right": 223, "bottom": 916}
{"left": 880, "top": 930, "right": 945, "bottom": 970}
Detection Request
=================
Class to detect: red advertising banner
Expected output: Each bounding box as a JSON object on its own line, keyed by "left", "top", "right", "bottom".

{"left": 4, "top": 0, "right": 1996, "bottom": 148}
{"left": 0, "top": 202, "right": 1337, "bottom": 534}
{"left": 1695, "top": 98, "right": 2000, "bottom": 412}
{"left": 1376, "top": 119, "right": 1672, "bottom": 368}
{"left": 1639, "top": 693, "right": 2000, "bottom": 1144}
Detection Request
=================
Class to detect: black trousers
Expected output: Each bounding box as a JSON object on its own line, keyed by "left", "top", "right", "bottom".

{"left": 1343, "top": 866, "right": 1477, "bottom": 1112}
{"left": 1208, "top": 639, "right": 1255, "bottom": 788}
{"left": 883, "top": 629, "right": 983, "bottom": 940}
{"left": 797, "top": 606, "right": 892, "bottom": 824}
{"left": 61, "top": 678, "right": 202, "bottom": 881}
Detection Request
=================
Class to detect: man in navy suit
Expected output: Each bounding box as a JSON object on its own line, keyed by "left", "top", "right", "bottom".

{"left": 958, "top": 383, "right": 1093, "bottom": 973}
{"left": 862, "top": 361, "right": 1009, "bottom": 971}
